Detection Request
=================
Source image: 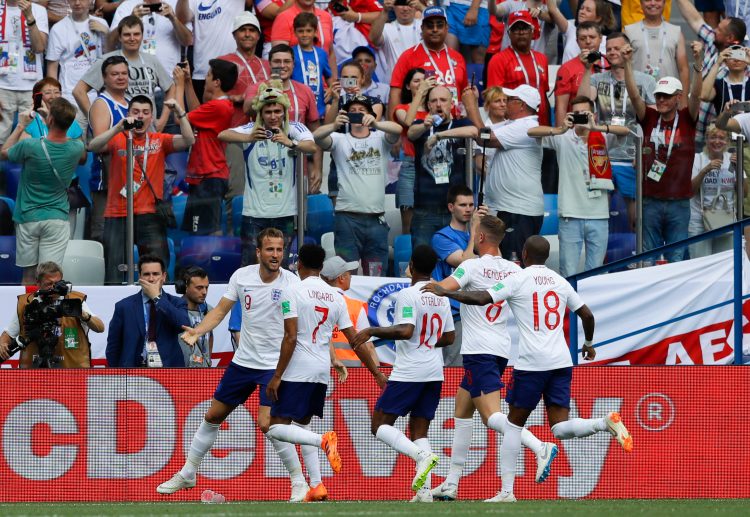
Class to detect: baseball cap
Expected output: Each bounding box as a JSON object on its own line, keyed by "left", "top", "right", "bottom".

{"left": 232, "top": 11, "right": 261, "bottom": 33}
{"left": 352, "top": 45, "right": 376, "bottom": 59}
{"left": 653, "top": 76, "right": 683, "bottom": 95}
{"left": 502, "top": 84, "right": 541, "bottom": 111}
{"left": 508, "top": 9, "right": 534, "bottom": 29}
{"left": 321, "top": 256, "right": 359, "bottom": 279}
{"left": 423, "top": 6, "right": 447, "bottom": 20}
{"left": 342, "top": 94, "right": 375, "bottom": 114}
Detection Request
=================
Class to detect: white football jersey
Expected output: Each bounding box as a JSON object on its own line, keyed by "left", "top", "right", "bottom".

{"left": 281, "top": 275, "right": 353, "bottom": 384}
{"left": 451, "top": 254, "right": 521, "bottom": 357}
{"left": 390, "top": 281, "right": 455, "bottom": 382}
{"left": 222, "top": 265, "right": 300, "bottom": 370}
{"left": 487, "top": 265, "right": 584, "bottom": 371}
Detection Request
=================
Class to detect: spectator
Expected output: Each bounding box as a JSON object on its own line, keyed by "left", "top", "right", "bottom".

{"left": 369, "top": 0, "right": 422, "bottom": 83}
{"left": 87, "top": 95, "right": 194, "bottom": 283}
{"left": 0, "top": 261, "right": 105, "bottom": 367}
{"left": 73, "top": 15, "right": 177, "bottom": 131}
{"left": 46, "top": 0, "right": 109, "bottom": 130}
{"left": 47, "top": 0, "right": 72, "bottom": 26}
{"left": 352, "top": 46, "right": 389, "bottom": 106}
{"left": 486, "top": 10, "right": 550, "bottom": 125}
{"left": 479, "top": 86, "right": 507, "bottom": 171}
{"left": 389, "top": 6, "right": 468, "bottom": 122}
{"left": 444, "top": 0, "right": 490, "bottom": 65}
{"left": 554, "top": 21, "right": 605, "bottom": 127}
{"left": 326, "top": 0, "right": 381, "bottom": 66}
{"left": 291, "top": 12, "right": 333, "bottom": 122}
{"left": 176, "top": 0, "right": 245, "bottom": 100}
{"left": 314, "top": 95, "right": 402, "bottom": 276}
{"left": 464, "top": 84, "right": 542, "bottom": 261}
{"left": 577, "top": 31, "right": 656, "bottom": 230}
{"left": 545, "top": 0, "right": 613, "bottom": 63}
{"left": 0, "top": 99, "right": 86, "bottom": 284}
{"left": 109, "top": 0, "right": 193, "bottom": 75}
{"left": 724, "top": 1, "right": 750, "bottom": 35}
{"left": 528, "top": 97, "right": 629, "bottom": 276}
{"left": 622, "top": 0, "right": 672, "bottom": 27}
{"left": 175, "top": 59, "right": 237, "bottom": 236}
{"left": 107, "top": 254, "right": 190, "bottom": 367}
{"left": 701, "top": 46, "right": 750, "bottom": 116}
{"left": 23, "top": 78, "right": 83, "bottom": 139}
{"left": 177, "top": 265, "right": 213, "bottom": 367}
{"left": 220, "top": 81, "right": 317, "bottom": 266}
{"left": 623, "top": 41, "right": 702, "bottom": 262}
{"left": 491, "top": 0, "right": 548, "bottom": 55}
{"left": 393, "top": 68, "right": 431, "bottom": 234}
{"left": 0, "top": 0, "right": 48, "bottom": 145}
{"left": 624, "top": 0, "right": 689, "bottom": 94}
{"left": 408, "top": 85, "right": 478, "bottom": 248}
{"left": 271, "top": 0, "right": 336, "bottom": 71}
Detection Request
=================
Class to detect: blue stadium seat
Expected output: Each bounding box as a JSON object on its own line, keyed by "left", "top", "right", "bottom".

{"left": 3, "top": 161, "right": 22, "bottom": 200}
{"left": 609, "top": 190, "right": 631, "bottom": 234}
{"left": 165, "top": 151, "right": 189, "bottom": 183}
{"left": 0, "top": 236, "right": 22, "bottom": 284}
{"left": 178, "top": 236, "right": 241, "bottom": 263}
{"left": 179, "top": 251, "right": 241, "bottom": 283}
{"left": 232, "top": 195, "right": 243, "bottom": 236}
{"left": 606, "top": 232, "right": 636, "bottom": 264}
{"left": 167, "top": 195, "right": 189, "bottom": 252}
{"left": 75, "top": 153, "right": 94, "bottom": 198}
{"left": 393, "top": 234, "right": 411, "bottom": 277}
{"left": 540, "top": 194, "right": 559, "bottom": 235}
{"left": 0, "top": 196, "right": 15, "bottom": 214}
{"left": 306, "top": 194, "right": 335, "bottom": 242}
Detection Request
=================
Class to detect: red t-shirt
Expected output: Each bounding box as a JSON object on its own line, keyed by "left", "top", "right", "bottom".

{"left": 332, "top": 0, "right": 382, "bottom": 42}
{"left": 244, "top": 80, "right": 320, "bottom": 124}
{"left": 393, "top": 103, "right": 428, "bottom": 157}
{"left": 253, "top": 0, "right": 285, "bottom": 42}
{"left": 640, "top": 107, "right": 696, "bottom": 199}
{"left": 105, "top": 132, "right": 175, "bottom": 217}
{"left": 218, "top": 52, "right": 271, "bottom": 127}
{"left": 487, "top": 47, "right": 549, "bottom": 125}
{"left": 271, "top": 5, "right": 334, "bottom": 51}
{"left": 186, "top": 98, "right": 234, "bottom": 184}
{"left": 390, "top": 44, "right": 468, "bottom": 101}
{"left": 555, "top": 57, "right": 607, "bottom": 113}
{"left": 487, "top": 15, "right": 505, "bottom": 54}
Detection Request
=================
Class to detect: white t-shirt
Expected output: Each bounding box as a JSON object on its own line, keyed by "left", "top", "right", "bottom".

{"left": 487, "top": 265, "right": 584, "bottom": 371}
{"left": 232, "top": 121, "right": 314, "bottom": 219}
{"left": 0, "top": 4, "right": 49, "bottom": 90}
{"left": 113, "top": 0, "right": 190, "bottom": 74}
{"left": 450, "top": 254, "right": 520, "bottom": 358}
{"left": 329, "top": 130, "right": 390, "bottom": 214}
{"left": 4, "top": 300, "right": 96, "bottom": 337}
{"left": 46, "top": 16, "right": 107, "bottom": 104}
{"left": 735, "top": 112, "right": 750, "bottom": 141}
{"left": 389, "top": 281, "right": 454, "bottom": 382}
{"left": 188, "top": 0, "right": 244, "bottom": 79}
{"left": 377, "top": 19, "right": 421, "bottom": 83}
{"left": 689, "top": 152, "right": 735, "bottom": 227}
{"left": 542, "top": 130, "right": 609, "bottom": 219}
{"left": 487, "top": 115, "right": 544, "bottom": 216}
{"left": 281, "top": 275, "right": 352, "bottom": 384}
{"left": 222, "top": 265, "right": 300, "bottom": 370}
{"left": 562, "top": 21, "right": 607, "bottom": 65}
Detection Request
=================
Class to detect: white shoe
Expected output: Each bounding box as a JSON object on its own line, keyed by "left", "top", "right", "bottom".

{"left": 535, "top": 442, "right": 558, "bottom": 483}
{"left": 289, "top": 482, "right": 309, "bottom": 503}
{"left": 156, "top": 473, "right": 196, "bottom": 494}
{"left": 412, "top": 453, "right": 439, "bottom": 492}
{"left": 484, "top": 490, "right": 517, "bottom": 503}
{"left": 409, "top": 488, "right": 433, "bottom": 502}
{"left": 605, "top": 412, "right": 633, "bottom": 452}
{"left": 431, "top": 481, "right": 457, "bottom": 501}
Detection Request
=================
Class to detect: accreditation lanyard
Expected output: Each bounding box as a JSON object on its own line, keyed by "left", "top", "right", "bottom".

{"left": 296, "top": 45, "right": 320, "bottom": 94}
{"left": 512, "top": 49, "right": 540, "bottom": 89}
{"left": 609, "top": 79, "right": 627, "bottom": 117}
{"left": 725, "top": 77, "right": 747, "bottom": 102}
{"left": 288, "top": 81, "right": 300, "bottom": 123}
{"left": 654, "top": 112, "right": 679, "bottom": 162}
{"left": 235, "top": 50, "right": 268, "bottom": 83}
{"left": 134, "top": 133, "right": 150, "bottom": 184}
{"left": 421, "top": 42, "right": 457, "bottom": 88}
{"left": 640, "top": 22, "right": 667, "bottom": 72}
{"left": 0, "top": 2, "right": 30, "bottom": 46}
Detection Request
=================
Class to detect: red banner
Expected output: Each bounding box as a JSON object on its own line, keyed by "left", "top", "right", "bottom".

{"left": 0, "top": 367, "right": 747, "bottom": 502}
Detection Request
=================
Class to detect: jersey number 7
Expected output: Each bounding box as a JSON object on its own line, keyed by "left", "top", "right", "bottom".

{"left": 312, "top": 306, "right": 329, "bottom": 344}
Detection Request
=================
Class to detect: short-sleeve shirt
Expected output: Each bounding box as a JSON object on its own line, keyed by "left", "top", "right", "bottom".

{"left": 253, "top": 0, "right": 285, "bottom": 41}
{"left": 389, "top": 280, "right": 454, "bottom": 382}
{"left": 0, "top": 4, "right": 48, "bottom": 91}
{"left": 486, "top": 47, "right": 549, "bottom": 125}
{"left": 486, "top": 115, "right": 544, "bottom": 216}
{"left": 187, "top": 0, "right": 245, "bottom": 79}
{"left": 104, "top": 132, "right": 175, "bottom": 217}
{"left": 393, "top": 103, "right": 427, "bottom": 157}
{"left": 451, "top": 255, "right": 520, "bottom": 357}
{"left": 222, "top": 265, "right": 300, "bottom": 370}
{"left": 487, "top": 265, "right": 584, "bottom": 371}
{"left": 244, "top": 80, "right": 319, "bottom": 125}
{"left": 291, "top": 45, "right": 332, "bottom": 118}
{"left": 281, "top": 275, "right": 353, "bottom": 384}
{"left": 431, "top": 224, "right": 468, "bottom": 319}
{"left": 711, "top": 77, "right": 750, "bottom": 116}
{"left": 555, "top": 57, "right": 606, "bottom": 114}
{"left": 271, "top": 5, "right": 334, "bottom": 52}
{"left": 81, "top": 50, "right": 174, "bottom": 99}
{"left": 25, "top": 117, "right": 83, "bottom": 139}
{"left": 690, "top": 151, "right": 735, "bottom": 227}
{"left": 376, "top": 19, "right": 421, "bottom": 81}
{"left": 186, "top": 98, "right": 234, "bottom": 183}
{"left": 218, "top": 51, "right": 270, "bottom": 127}
{"left": 390, "top": 43, "right": 468, "bottom": 102}
{"left": 735, "top": 112, "right": 750, "bottom": 141}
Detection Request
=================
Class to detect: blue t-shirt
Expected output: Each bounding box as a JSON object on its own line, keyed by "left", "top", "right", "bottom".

{"left": 25, "top": 117, "right": 83, "bottom": 139}
{"left": 291, "top": 45, "right": 331, "bottom": 120}
{"left": 431, "top": 224, "right": 469, "bottom": 319}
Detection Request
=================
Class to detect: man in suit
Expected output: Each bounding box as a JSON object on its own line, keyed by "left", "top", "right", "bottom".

{"left": 106, "top": 254, "right": 190, "bottom": 367}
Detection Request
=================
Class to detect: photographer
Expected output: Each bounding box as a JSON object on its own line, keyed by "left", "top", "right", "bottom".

{"left": 0, "top": 262, "right": 105, "bottom": 367}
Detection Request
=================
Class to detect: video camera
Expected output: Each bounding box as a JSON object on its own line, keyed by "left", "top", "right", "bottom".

{"left": 123, "top": 119, "right": 144, "bottom": 130}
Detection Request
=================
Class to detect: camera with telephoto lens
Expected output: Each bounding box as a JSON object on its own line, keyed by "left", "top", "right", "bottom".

{"left": 123, "top": 119, "right": 144, "bottom": 130}
{"left": 6, "top": 281, "right": 83, "bottom": 368}
{"left": 586, "top": 51, "right": 602, "bottom": 63}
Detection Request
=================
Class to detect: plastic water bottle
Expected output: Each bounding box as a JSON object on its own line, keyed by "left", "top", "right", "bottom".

{"left": 201, "top": 489, "right": 226, "bottom": 504}
{"left": 655, "top": 254, "right": 668, "bottom": 266}
{"left": 510, "top": 251, "right": 521, "bottom": 267}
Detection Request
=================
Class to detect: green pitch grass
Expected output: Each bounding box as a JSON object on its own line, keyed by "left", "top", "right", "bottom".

{"left": 0, "top": 500, "right": 747, "bottom": 517}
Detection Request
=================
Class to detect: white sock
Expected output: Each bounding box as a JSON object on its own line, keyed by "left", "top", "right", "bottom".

{"left": 551, "top": 418, "right": 607, "bottom": 439}
{"left": 486, "top": 412, "right": 545, "bottom": 455}
{"left": 375, "top": 424, "right": 423, "bottom": 461}
{"left": 413, "top": 438, "right": 432, "bottom": 489}
{"left": 180, "top": 420, "right": 220, "bottom": 480}
{"left": 266, "top": 423, "right": 322, "bottom": 447}
{"left": 295, "top": 422, "right": 322, "bottom": 487}
{"left": 269, "top": 437, "right": 305, "bottom": 485}
{"left": 445, "top": 417, "right": 472, "bottom": 486}
{"left": 500, "top": 421, "right": 522, "bottom": 495}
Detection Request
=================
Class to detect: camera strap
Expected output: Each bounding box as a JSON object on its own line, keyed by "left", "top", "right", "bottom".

{"left": 40, "top": 138, "right": 69, "bottom": 191}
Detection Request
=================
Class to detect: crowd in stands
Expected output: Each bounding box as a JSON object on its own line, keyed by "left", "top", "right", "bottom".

{"left": 0, "top": 0, "right": 748, "bottom": 289}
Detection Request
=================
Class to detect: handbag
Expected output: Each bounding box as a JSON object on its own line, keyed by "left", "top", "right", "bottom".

{"left": 701, "top": 180, "right": 735, "bottom": 231}
{"left": 40, "top": 138, "right": 91, "bottom": 210}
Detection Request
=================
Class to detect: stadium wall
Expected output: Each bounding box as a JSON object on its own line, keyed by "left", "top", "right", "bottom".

{"left": 1, "top": 367, "right": 747, "bottom": 502}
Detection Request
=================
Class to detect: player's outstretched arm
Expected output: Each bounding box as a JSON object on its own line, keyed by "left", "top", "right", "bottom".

{"left": 181, "top": 297, "right": 234, "bottom": 346}
{"left": 435, "top": 330, "right": 456, "bottom": 348}
{"left": 342, "top": 327, "right": 387, "bottom": 388}
{"left": 266, "top": 318, "right": 298, "bottom": 402}
{"left": 576, "top": 304, "right": 596, "bottom": 361}
{"left": 421, "top": 282, "right": 493, "bottom": 306}
{"left": 353, "top": 324, "right": 414, "bottom": 347}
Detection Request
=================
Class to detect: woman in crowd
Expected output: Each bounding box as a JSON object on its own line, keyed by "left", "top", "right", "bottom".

{"left": 545, "top": 0, "right": 614, "bottom": 62}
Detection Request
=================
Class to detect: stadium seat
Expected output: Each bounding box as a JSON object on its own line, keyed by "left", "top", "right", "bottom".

{"left": 606, "top": 232, "right": 636, "bottom": 264}
{"left": 232, "top": 195, "right": 243, "bottom": 236}
{"left": 393, "top": 234, "right": 411, "bottom": 278}
{"left": 545, "top": 234, "right": 560, "bottom": 273}
{"left": 179, "top": 251, "right": 241, "bottom": 283}
{"left": 62, "top": 255, "right": 105, "bottom": 286}
{"left": 321, "top": 232, "right": 335, "bottom": 259}
{"left": 3, "top": 161, "right": 22, "bottom": 200}
{"left": 75, "top": 153, "right": 94, "bottom": 198}
{"left": 165, "top": 151, "right": 189, "bottom": 182}
{"left": 65, "top": 239, "right": 104, "bottom": 259}
{"left": 306, "top": 194, "right": 335, "bottom": 242}
{"left": 609, "top": 190, "right": 631, "bottom": 234}
{"left": 0, "top": 236, "right": 22, "bottom": 284}
{"left": 167, "top": 195, "right": 190, "bottom": 252}
{"left": 178, "top": 236, "right": 241, "bottom": 262}
{"left": 541, "top": 194, "right": 559, "bottom": 235}
{"left": 385, "top": 206, "right": 402, "bottom": 250}
{"left": 0, "top": 195, "right": 15, "bottom": 214}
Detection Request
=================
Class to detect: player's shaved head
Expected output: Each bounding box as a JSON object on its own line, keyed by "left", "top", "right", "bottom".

{"left": 410, "top": 244, "right": 439, "bottom": 277}
{"left": 523, "top": 235, "right": 550, "bottom": 265}
{"left": 479, "top": 216, "right": 506, "bottom": 245}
